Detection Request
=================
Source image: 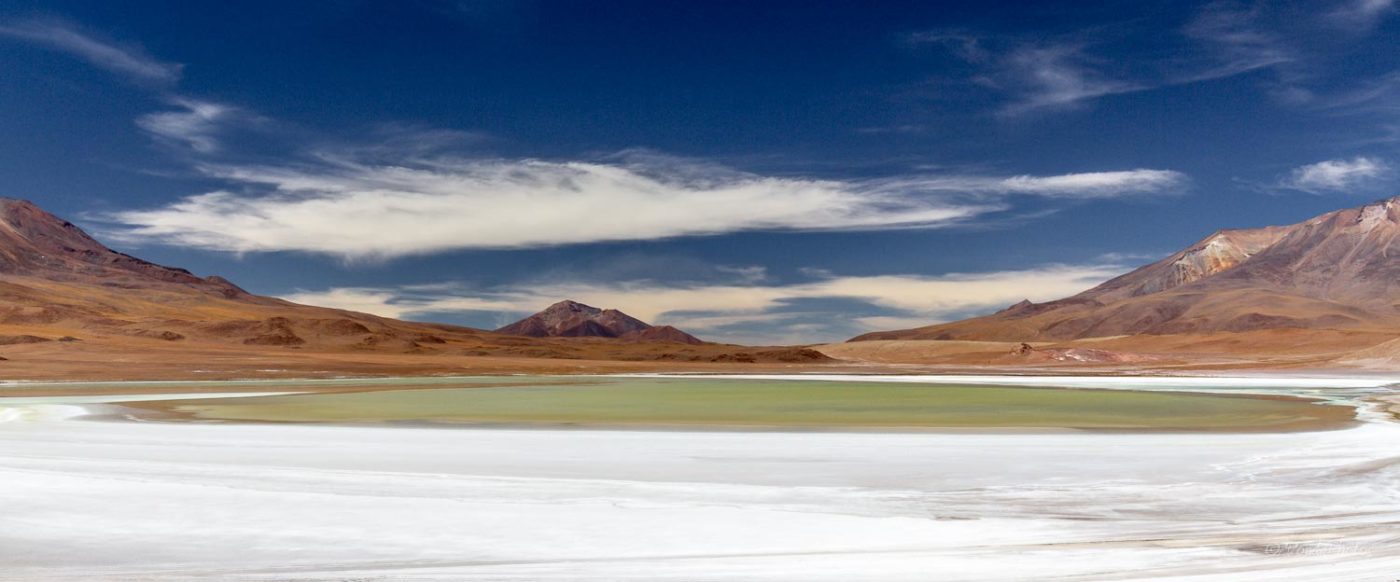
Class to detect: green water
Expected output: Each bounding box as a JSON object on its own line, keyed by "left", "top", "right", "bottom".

{"left": 132, "top": 376, "right": 1353, "bottom": 431}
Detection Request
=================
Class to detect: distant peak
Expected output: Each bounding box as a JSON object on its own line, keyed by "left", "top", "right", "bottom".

{"left": 496, "top": 299, "right": 697, "bottom": 342}
{"left": 545, "top": 299, "right": 600, "bottom": 313}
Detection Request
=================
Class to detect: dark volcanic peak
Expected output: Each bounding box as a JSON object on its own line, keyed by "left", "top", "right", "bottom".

{"left": 854, "top": 195, "right": 1400, "bottom": 342}
{"left": 495, "top": 300, "right": 600, "bottom": 337}
{"left": 497, "top": 299, "right": 705, "bottom": 344}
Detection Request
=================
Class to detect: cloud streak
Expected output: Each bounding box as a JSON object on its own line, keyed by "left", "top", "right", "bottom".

{"left": 0, "top": 20, "right": 256, "bottom": 154}
{"left": 135, "top": 98, "right": 247, "bottom": 153}
{"left": 0, "top": 20, "right": 181, "bottom": 84}
{"left": 1280, "top": 157, "right": 1390, "bottom": 193}
{"left": 281, "top": 263, "right": 1127, "bottom": 344}
{"left": 103, "top": 151, "right": 1185, "bottom": 259}
{"left": 1179, "top": 1, "right": 1293, "bottom": 83}
{"left": 912, "top": 0, "right": 1344, "bottom": 115}
{"left": 915, "top": 34, "right": 1149, "bottom": 115}
{"left": 995, "top": 43, "right": 1145, "bottom": 115}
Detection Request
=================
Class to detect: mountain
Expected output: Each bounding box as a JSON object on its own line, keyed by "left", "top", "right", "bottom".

{"left": 0, "top": 198, "right": 820, "bottom": 378}
{"left": 853, "top": 196, "right": 1400, "bottom": 343}
{"left": 0, "top": 198, "right": 257, "bottom": 298}
{"left": 0, "top": 198, "right": 503, "bottom": 350}
{"left": 497, "top": 300, "right": 705, "bottom": 344}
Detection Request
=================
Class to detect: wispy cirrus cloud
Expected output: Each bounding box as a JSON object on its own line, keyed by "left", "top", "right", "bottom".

{"left": 913, "top": 33, "right": 1147, "bottom": 115}
{"left": 281, "top": 262, "right": 1127, "bottom": 344}
{"left": 908, "top": 1, "right": 1391, "bottom": 116}
{"left": 992, "top": 43, "right": 1146, "bottom": 115}
{"left": 101, "top": 146, "right": 1186, "bottom": 259}
{"left": 1279, "top": 157, "right": 1390, "bottom": 193}
{"left": 135, "top": 97, "right": 253, "bottom": 154}
{"left": 1178, "top": 1, "right": 1294, "bottom": 84}
{"left": 7, "top": 20, "right": 1184, "bottom": 260}
{"left": 988, "top": 170, "right": 1186, "bottom": 198}
{"left": 0, "top": 19, "right": 181, "bottom": 84}
{"left": 0, "top": 19, "right": 256, "bottom": 154}
{"left": 1326, "top": 0, "right": 1396, "bottom": 30}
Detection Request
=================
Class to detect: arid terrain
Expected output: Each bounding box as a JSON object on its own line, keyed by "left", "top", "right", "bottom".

{"left": 0, "top": 198, "right": 830, "bottom": 380}
{"left": 842, "top": 196, "right": 1400, "bottom": 372}
{"left": 9, "top": 196, "right": 1400, "bottom": 380}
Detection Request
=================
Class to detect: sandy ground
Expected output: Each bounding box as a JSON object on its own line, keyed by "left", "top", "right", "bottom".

{"left": 6, "top": 330, "right": 1400, "bottom": 385}
{"left": 1, "top": 375, "right": 1398, "bottom": 581}
{"left": 0, "top": 340, "right": 876, "bottom": 383}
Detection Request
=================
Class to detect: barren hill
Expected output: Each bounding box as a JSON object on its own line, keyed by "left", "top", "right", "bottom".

{"left": 0, "top": 198, "right": 825, "bottom": 375}
{"left": 854, "top": 196, "right": 1400, "bottom": 343}
{"left": 0, "top": 198, "right": 502, "bottom": 351}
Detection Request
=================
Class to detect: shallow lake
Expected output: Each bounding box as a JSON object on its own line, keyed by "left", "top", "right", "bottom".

{"left": 122, "top": 375, "right": 1354, "bottom": 431}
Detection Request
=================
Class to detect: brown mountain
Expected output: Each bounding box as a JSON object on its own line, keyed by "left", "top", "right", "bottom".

{"left": 497, "top": 300, "right": 705, "bottom": 344}
{"left": 0, "top": 198, "right": 507, "bottom": 350}
{"left": 0, "top": 198, "right": 817, "bottom": 379}
{"left": 0, "top": 198, "right": 258, "bottom": 299}
{"left": 853, "top": 196, "right": 1400, "bottom": 343}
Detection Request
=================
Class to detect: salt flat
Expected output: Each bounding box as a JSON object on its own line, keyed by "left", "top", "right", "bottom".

{"left": 1, "top": 376, "right": 1398, "bottom": 581}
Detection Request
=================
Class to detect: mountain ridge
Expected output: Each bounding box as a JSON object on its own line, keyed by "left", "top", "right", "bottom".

{"left": 853, "top": 195, "right": 1400, "bottom": 343}
{"left": 0, "top": 198, "right": 827, "bottom": 372}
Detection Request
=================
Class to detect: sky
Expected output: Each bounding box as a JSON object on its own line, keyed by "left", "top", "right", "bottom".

{"left": 1, "top": 0, "right": 1398, "bottom": 344}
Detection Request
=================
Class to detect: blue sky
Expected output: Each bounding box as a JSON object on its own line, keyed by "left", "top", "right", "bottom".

{"left": 2, "top": 0, "right": 1398, "bottom": 344}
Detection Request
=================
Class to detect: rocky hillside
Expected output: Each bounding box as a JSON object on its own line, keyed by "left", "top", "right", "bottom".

{"left": 0, "top": 198, "right": 509, "bottom": 351}
{"left": 854, "top": 196, "right": 1400, "bottom": 342}
{"left": 0, "top": 198, "right": 818, "bottom": 364}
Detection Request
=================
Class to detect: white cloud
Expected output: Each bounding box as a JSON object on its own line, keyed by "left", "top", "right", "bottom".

{"left": 715, "top": 265, "right": 770, "bottom": 284}
{"left": 282, "top": 287, "right": 407, "bottom": 318}
{"left": 997, "top": 44, "right": 1144, "bottom": 115}
{"left": 920, "top": 37, "right": 1147, "bottom": 115}
{"left": 0, "top": 20, "right": 181, "bottom": 84}
{"left": 281, "top": 287, "right": 522, "bottom": 320}
{"left": 136, "top": 98, "right": 243, "bottom": 153}
{"left": 280, "top": 263, "right": 1125, "bottom": 344}
{"left": 660, "top": 312, "right": 810, "bottom": 332}
{"left": 995, "top": 170, "right": 1187, "bottom": 199}
{"left": 1281, "top": 157, "right": 1390, "bottom": 193}
{"left": 852, "top": 315, "right": 953, "bottom": 332}
{"left": 0, "top": 20, "right": 265, "bottom": 155}
{"left": 104, "top": 152, "right": 1186, "bottom": 259}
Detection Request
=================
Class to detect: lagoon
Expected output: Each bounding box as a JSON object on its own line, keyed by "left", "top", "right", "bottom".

{"left": 122, "top": 375, "right": 1353, "bottom": 431}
